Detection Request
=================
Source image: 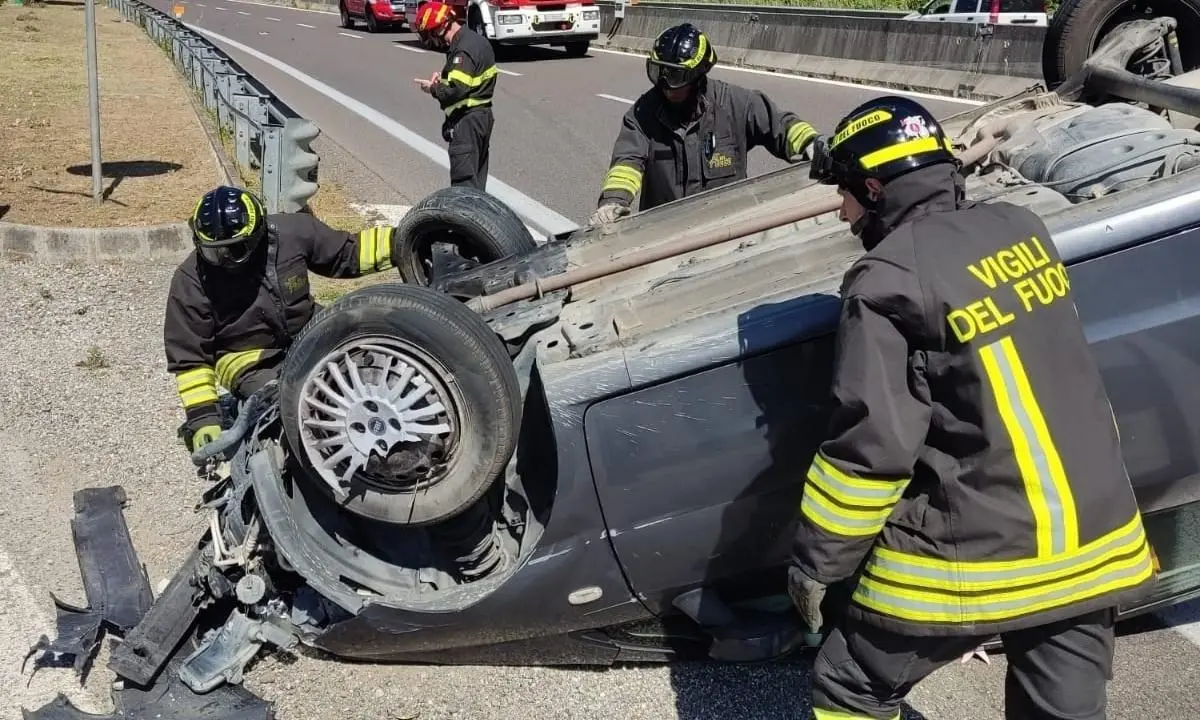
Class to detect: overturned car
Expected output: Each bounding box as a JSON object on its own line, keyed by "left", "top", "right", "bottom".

{"left": 24, "top": 3, "right": 1200, "bottom": 717}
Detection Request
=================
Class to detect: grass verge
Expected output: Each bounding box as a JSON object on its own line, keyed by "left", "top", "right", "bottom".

{"left": 0, "top": 1, "right": 220, "bottom": 227}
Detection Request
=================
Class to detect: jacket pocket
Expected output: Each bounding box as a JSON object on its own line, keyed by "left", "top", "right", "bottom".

{"left": 702, "top": 135, "right": 739, "bottom": 184}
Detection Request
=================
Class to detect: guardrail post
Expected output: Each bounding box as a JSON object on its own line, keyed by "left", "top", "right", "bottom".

{"left": 216, "top": 74, "right": 234, "bottom": 135}
{"left": 232, "top": 95, "right": 254, "bottom": 170}
{"left": 277, "top": 118, "right": 321, "bottom": 213}
{"left": 261, "top": 124, "right": 284, "bottom": 213}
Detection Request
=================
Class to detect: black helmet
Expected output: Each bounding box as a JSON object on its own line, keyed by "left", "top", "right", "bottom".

{"left": 810, "top": 95, "right": 958, "bottom": 195}
{"left": 189, "top": 186, "right": 267, "bottom": 269}
{"left": 646, "top": 23, "right": 717, "bottom": 90}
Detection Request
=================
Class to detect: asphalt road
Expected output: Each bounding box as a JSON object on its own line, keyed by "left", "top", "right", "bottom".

{"left": 141, "top": 0, "right": 978, "bottom": 231}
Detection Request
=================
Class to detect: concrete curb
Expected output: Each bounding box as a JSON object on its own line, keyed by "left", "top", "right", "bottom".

{"left": 595, "top": 34, "right": 1044, "bottom": 102}
{"left": 0, "top": 221, "right": 194, "bottom": 266}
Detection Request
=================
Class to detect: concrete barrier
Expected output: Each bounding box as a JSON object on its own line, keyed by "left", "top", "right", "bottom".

{"left": 596, "top": 3, "right": 1047, "bottom": 100}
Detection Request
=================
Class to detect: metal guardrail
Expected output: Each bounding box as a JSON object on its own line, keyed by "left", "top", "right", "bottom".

{"left": 106, "top": 0, "right": 322, "bottom": 213}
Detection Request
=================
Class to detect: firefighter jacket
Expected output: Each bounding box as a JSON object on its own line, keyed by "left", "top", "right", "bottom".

{"left": 597, "top": 77, "right": 816, "bottom": 212}
{"left": 432, "top": 26, "right": 496, "bottom": 136}
{"left": 791, "top": 163, "right": 1155, "bottom": 637}
{"left": 163, "top": 213, "right": 398, "bottom": 434}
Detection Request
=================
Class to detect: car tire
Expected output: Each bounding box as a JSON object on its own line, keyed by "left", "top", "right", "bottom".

{"left": 1042, "top": 0, "right": 1200, "bottom": 88}
{"left": 279, "top": 283, "right": 522, "bottom": 527}
{"left": 365, "top": 5, "right": 380, "bottom": 32}
{"left": 339, "top": 0, "right": 354, "bottom": 28}
{"left": 564, "top": 40, "right": 590, "bottom": 57}
{"left": 394, "top": 185, "right": 538, "bottom": 286}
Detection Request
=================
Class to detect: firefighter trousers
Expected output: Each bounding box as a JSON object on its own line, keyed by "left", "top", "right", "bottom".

{"left": 446, "top": 107, "right": 494, "bottom": 192}
{"left": 810, "top": 608, "right": 1116, "bottom": 720}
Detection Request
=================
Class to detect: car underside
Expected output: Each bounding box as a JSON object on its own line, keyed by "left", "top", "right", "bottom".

{"left": 22, "top": 6, "right": 1200, "bottom": 719}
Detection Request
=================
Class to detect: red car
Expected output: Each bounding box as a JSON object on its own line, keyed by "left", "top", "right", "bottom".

{"left": 339, "top": 0, "right": 408, "bottom": 32}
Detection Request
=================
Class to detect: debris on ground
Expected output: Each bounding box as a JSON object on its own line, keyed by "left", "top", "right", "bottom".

{"left": 0, "top": 1, "right": 219, "bottom": 227}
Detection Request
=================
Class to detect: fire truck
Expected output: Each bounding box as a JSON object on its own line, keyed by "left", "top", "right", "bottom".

{"left": 404, "top": 0, "right": 601, "bottom": 55}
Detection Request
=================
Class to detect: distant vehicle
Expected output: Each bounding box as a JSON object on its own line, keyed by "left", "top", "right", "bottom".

{"left": 403, "top": 0, "right": 600, "bottom": 55}
{"left": 339, "top": 0, "right": 409, "bottom": 32}
{"left": 902, "top": 0, "right": 1048, "bottom": 26}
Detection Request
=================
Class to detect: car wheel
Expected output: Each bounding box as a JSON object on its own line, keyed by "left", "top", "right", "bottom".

{"left": 339, "top": 0, "right": 354, "bottom": 28}
{"left": 279, "top": 283, "right": 522, "bottom": 527}
{"left": 365, "top": 5, "right": 380, "bottom": 32}
{"left": 1042, "top": 0, "right": 1200, "bottom": 88}
{"left": 394, "top": 185, "right": 538, "bottom": 286}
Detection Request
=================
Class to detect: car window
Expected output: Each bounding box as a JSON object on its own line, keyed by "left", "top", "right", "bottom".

{"left": 951, "top": 0, "right": 981, "bottom": 12}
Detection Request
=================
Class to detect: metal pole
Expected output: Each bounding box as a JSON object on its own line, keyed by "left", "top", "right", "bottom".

{"left": 85, "top": 0, "right": 104, "bottom": 202}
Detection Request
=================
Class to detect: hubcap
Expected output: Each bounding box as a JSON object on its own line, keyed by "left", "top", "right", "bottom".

{"left": 296, "top": 337, "right": 457, "bottom": 496}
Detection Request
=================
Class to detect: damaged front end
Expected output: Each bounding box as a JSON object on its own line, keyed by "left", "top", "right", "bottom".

{"left": 23, "top": 392, "right": 338, "bottom": 717}
{"left": 24, "top": 363, "right": 536, "bottom": 718}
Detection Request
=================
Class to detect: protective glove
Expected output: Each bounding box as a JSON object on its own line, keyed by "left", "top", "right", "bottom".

{"left": 189, "top": 424, "right": 222, "bottom": 453}
{"left": 787, "top": 123, "right": 818, "bottom": 163}
{"left": 587, "top": 203, "right": 631, "bottom": 227}
{"left": 787, "top": 564, "right": 827, "bottom": 637}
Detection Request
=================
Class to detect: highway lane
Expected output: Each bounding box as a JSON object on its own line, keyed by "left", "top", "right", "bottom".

{"left": 147, "top": 0, "right": 979, "bottom": 226}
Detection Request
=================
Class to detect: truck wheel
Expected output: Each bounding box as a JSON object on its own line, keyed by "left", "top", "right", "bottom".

{"left": 564, "top": 40, "right": 590, "bottom": 57}
{"left": 1042, "top": 0, "right": 1200, "bottom": 88}
{"left": 279, "top": 283, "right": 522, "bottom": 527}
{"left": 394, "top": 185, "right": 538, "bottom": 286}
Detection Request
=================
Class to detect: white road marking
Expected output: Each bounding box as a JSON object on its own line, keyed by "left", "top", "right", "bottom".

{"left": 497, "top": 67, "right": 522, "bottom": 77}
{"left": 186, "top": 24, "right": 579, "bottom": 237}
{"left": 297, "top": 21, "right": 315, "bottom": 27}
{"left": 266, "top": 15, "right": 281, "bottom": 20}
{"left": 223, "top": 0, "right": 337, "bottom": 14}
{"left": 591, "top": 46, "right": 987, "bottom": 107}
{"left": 396, "top": 43, "right": 427, "bottom": 53}
{"left": 597, "top": 92, "right": 634, "bottom": 104}
{"left": 339, "top": 31, "right": 363, "bottom": 39}
{"left": 237, "top": 9, "right": 250, "bottom": 13}
{"left": 214, "top": 5, "right": 226, "bottom": 8}
{"left": 195, "top": 2, "right": 205, "bottom": 5}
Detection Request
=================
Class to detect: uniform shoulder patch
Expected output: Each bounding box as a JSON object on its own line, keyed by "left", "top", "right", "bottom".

{"left": 452, "top": 53, "right": 464, "bottom": 65}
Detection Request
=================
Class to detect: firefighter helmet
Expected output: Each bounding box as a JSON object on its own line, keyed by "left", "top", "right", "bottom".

{"left": 646, "top": 23, "right": 717, "bottom": 90}
{"left": 809, "top": 95, "right": 958, "bottom": 192}
{"left": 415, "top": 1, "right": 455, "bottom": 33}
{"left": 188, "top": 186, "right": 267, "bottom": 269}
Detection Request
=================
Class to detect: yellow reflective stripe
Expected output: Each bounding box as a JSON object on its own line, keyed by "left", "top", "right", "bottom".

{"left": 980, "top": 336, "right": 1078, "bottom": 555}
{"left": 815, "top": 710, "right": 900, "bottom": 720}
{"left": 444, "top": 97, "right": 493, "bottom": 115}
{"left": 786, "top": 121, "right": 816, "bottom": 156}
{"left": 859, "top": 136, "right": 942, "bottom": 170}
{"left": 175, "top": 366, "right": 218, "bottom": 408}
{"left": 808, "top": 454, "right": 908, "bottom": 509}
{"left": 357, "top": 226, "right": 393, "bottom": 274}
{"left": 215, "top": 349, "right": 265, "bottom": 389}
{"left": 866, "top": 514, "right": 1145, "bottom": 592}
{"left": 680, "top": 34, "right": 707, "bottom": 69}
{"left": 602, "top": 164, "right": 642, "bottom": 195}
{"left": 853, "top": 530, "right": 1153, "bottom": 624}
{"left": 831, "top": 109, "right": 892, "bottom": 149}
{"left": 801, "top": 485, "right": 896, "bottom": 538}
{"left": 444, "top": 65, "right": 498, "bottom": 88}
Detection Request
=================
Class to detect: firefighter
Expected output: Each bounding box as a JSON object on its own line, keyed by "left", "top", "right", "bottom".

{"left": 164, "top": 185, "right": 401, "bottom": 454}
{"left": 790, "top": 96, "right": 1156, "bottom": 720}
{"left": 413, "top": 1, "right": 497, "bottom": 192}
{"left": 587, "top": 23, "right": 818, "bottom": 227}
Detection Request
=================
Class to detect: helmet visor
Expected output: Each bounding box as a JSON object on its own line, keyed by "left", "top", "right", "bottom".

{"left": 190, "top": 220, "right": 259, "bottom": 268}
{"left": 646, "top": 58, "right": 700, "bottom": 90}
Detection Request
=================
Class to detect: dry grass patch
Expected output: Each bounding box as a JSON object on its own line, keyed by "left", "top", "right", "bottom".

{"left": 0, "top": 1, "right": 219, "bottom": 227}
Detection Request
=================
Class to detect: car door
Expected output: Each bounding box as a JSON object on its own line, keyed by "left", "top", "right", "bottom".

{"left": 584, "top": 295, "right": 841, "bottom": 615}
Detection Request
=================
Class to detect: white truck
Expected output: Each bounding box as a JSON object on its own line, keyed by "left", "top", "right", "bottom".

{"left": 902, "top": 0, "right": 1049, "bottom": 26}
{"left": 405, "top": 0, "right": 601, "bottom": 55}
